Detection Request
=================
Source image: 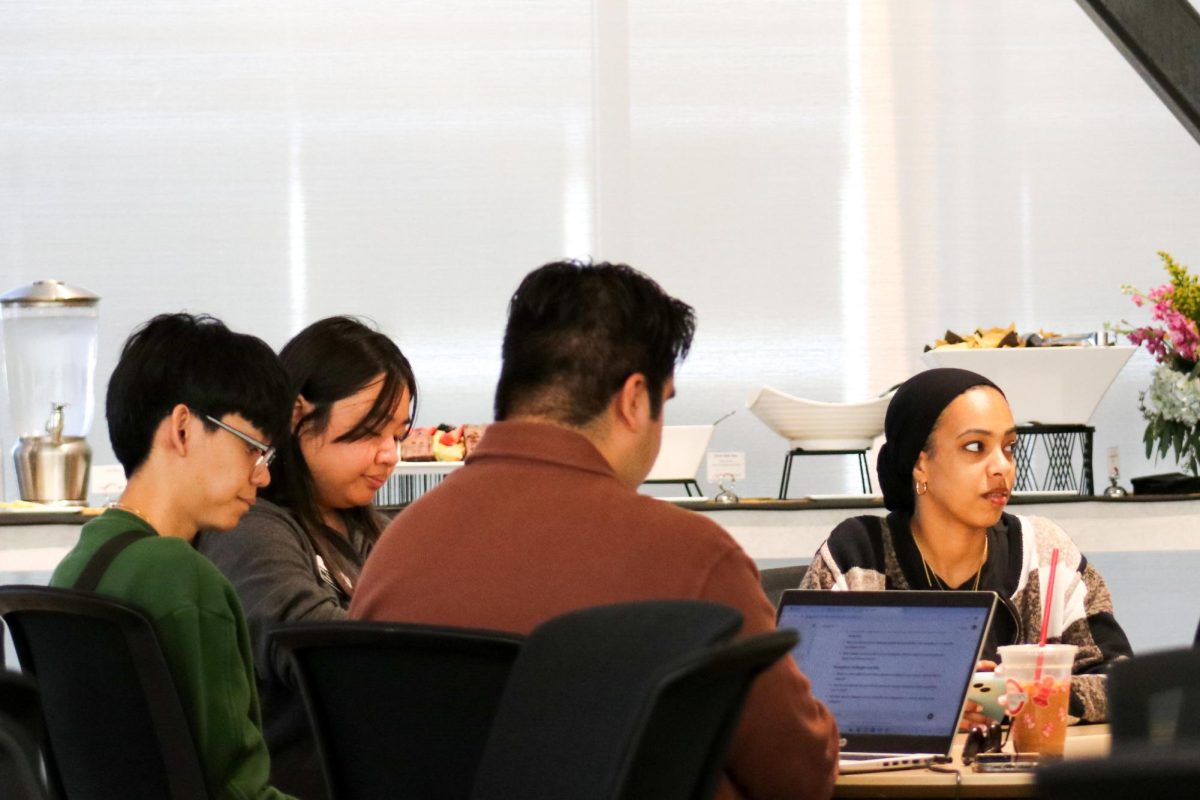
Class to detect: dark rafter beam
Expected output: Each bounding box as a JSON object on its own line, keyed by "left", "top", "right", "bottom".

{"left": 1077, "top": 0, "right": 1200, "bottom": 147}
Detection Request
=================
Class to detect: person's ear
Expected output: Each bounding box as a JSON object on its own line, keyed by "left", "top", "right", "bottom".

{"left": 166, "top": 404, "right": 192, "bottom": 457}
{"left": 912, "top": 449, "right": 932, "bottom": 486}
{"left": 292, "top": 395, "right": 315, "bottom": 431}
{"left": 612, "top": 373, "right": 649, "bottom": 432}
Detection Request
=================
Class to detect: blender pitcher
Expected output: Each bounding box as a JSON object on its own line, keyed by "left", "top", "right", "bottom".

{"left": 1, "top": 280, "right": 100, "bottom": 504}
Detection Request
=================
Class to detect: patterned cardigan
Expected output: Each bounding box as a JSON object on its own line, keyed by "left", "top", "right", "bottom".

{"left": 798, "top": 512, "right": 1133, "bottom": 722}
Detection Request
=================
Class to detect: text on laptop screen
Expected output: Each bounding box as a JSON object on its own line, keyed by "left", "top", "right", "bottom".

{"left": 777, "top": 603, "right": 989, "bottom": 737}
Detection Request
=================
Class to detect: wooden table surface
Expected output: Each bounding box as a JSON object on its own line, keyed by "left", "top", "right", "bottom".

{"left": 834, "top": 724, "right": 1110, "bottom": 799}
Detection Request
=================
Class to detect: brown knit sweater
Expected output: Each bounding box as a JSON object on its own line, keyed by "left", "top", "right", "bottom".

{"left": 352, "top": 420, "right": 839, "bottom": 800}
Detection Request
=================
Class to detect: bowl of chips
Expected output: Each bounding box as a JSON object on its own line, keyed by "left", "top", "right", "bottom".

{"left": 922, "top": 325, "right": 1136, "bottom": 424}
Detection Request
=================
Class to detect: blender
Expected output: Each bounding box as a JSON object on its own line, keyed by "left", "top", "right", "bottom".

{"left": 1, "top": 280, "right": 100, "bottom": 504}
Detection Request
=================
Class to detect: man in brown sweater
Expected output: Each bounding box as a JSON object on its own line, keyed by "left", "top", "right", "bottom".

{"left": 350, "top": 260, "right": 839, "bottom": 800}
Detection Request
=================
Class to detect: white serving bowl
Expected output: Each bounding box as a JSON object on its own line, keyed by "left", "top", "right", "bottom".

{"left": 746, "top": 387, "right": 892, "bottom": 450}
{"left": 920, "top": 346, "right": 1136, "bottom": 424}
{"left": 645, "top": 425, "right": 715, "bottom": 481}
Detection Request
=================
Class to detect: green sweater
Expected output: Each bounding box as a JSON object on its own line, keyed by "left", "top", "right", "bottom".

{"left": 50, "top": 509, "right": 295, "bottom": 800}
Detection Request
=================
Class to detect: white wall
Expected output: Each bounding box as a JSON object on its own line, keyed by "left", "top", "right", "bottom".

{"left": 2, "top": 0, "right": 1199, "bottom": 500}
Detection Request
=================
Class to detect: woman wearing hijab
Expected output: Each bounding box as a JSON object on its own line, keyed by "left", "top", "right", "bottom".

{"left": 799, "top": 368, "right": 1132, "bottom": 723}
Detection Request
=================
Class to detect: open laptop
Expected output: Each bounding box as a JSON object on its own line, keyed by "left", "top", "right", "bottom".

{"left": 776, "top": 589, "right": 997, "bottom": 773}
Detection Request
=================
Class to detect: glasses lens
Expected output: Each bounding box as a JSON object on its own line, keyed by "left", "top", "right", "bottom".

{"left": 262, "top": 448, "right": 276, "bottom": 468}
{"left": 252, "top": 448, "right": 275, "bottom": 476}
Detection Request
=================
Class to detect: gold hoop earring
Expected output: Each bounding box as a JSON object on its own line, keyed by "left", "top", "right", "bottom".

{"left": 915, "top": 480, "right": 928, "bottom": 496}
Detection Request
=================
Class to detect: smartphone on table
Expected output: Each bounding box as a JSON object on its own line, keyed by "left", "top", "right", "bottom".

{"left": 970, "top": 753, "right": 1041, "bottom": 773}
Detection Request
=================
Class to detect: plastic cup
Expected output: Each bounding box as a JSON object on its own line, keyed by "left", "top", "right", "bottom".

{"left": 996, "top": 644, "right": 1077, "bottom": 759}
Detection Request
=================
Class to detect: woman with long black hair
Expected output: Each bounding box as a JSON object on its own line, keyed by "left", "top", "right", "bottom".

{"left": 196, "top": 316, "right": 416, "bottom": 799}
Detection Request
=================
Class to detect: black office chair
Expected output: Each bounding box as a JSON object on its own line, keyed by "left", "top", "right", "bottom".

{"left": 0, "top": 671, "right": 41, "bottom": 759}
{"left": 470, "top": 600, "right": 794, "bottom": 800}
{"left": 0, "top": 720, "right": 45, "bottom": 800}
{"left": 0, "top": 585, "right": 208, "bottom": 800}
{"left": 0, "top": 672, "right": 46, "bottom": 800}
{"left": 270, "top": 620, "right": 524, "bottom": 800}
{"left": 759, "top": 564, "right": 808, "bottom": 609}
{"left": 1107, "top": 647, "right": 1200, "bottom": 749}
{"left": 1193, "top": 614, "right": 1199, "bottom": 648}
{"left": 1036, "top": 746, "right": 1200, "bottom": 800}
{"left": 608, "top": 629, "right": 800, "bottom": 800}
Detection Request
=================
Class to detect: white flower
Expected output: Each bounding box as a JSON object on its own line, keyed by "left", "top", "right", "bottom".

{"left": 1142, "top": 364, "right": 1200, "bottom": 426}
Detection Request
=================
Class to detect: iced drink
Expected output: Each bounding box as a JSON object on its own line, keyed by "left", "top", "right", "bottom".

{"left": 996, "top": 644, "right": 1077, "bottom": 759}
{"left": 1010, "top": 675, "right": 1071, "bottom": 756}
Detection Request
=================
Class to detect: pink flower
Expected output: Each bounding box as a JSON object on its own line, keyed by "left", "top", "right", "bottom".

{"left": 1126, "top": 267, "right": 1200, "bottom": 367}
{"left": 1168, "top": 316, "right": 1200, "bottom": 361}
{"left": 1129, "top": 326, "right": 1170, "bottom": 362}
{"left": 1148, "top": 284, "right": 1174, "bottom": 304}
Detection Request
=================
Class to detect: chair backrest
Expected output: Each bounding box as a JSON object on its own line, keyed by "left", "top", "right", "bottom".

{"left": 270, "top": 620, "right": 524, "bottom": 800}
{"left": 0, "top": 672, "right": 46, "bottom": 800}
{"left": 0, "top": 671, "right": 42, "bottom": 761}
{"left": 1108, "top": 648, "right": 1200, "bottom": 748}
{"left": 0, "top": 719, "right": 46, "bottom": 800}
{"left": 1036, "top": 744, "right": 1200, "bottom": 800}
{"left": 616, "top": 629, "right": 799, "bottom": 800}
{"left": 759, "top": 565, "right": 808, "bottom": 609}
{"left": 0, "top": 585, "right": 208, "bottom": 800}
{"left": 469, "top": 600, "right": 774, "bottom": 800}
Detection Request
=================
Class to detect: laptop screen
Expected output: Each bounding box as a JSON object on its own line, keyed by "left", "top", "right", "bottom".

{"left": 776, "top": 590, "right": 996, "bottom": 755}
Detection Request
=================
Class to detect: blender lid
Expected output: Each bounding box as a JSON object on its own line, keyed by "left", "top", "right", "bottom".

{"left": 0, "top": 280, "right": 100, "bottom": 306}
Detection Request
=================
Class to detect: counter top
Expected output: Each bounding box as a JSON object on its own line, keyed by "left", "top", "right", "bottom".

{"left": 668, "top": 492, "right": 1200, "bottom": 513}
{"left": 2, "top": 492, "right": 1196, "bottom": 526}
{"left": 5, "top": 496, "right": 1199, "bottom": 652}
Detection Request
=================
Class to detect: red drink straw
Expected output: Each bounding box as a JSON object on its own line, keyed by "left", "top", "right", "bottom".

{"left": 1034, "top": 547, "right": 1061, "bottom": 682}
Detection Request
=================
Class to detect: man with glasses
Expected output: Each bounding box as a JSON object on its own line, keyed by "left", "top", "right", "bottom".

{"left": 50, "top": 312, "right": 297, "bottom": 799}
{"left": 200, "top": 411, "right": 277, "bottom": 478}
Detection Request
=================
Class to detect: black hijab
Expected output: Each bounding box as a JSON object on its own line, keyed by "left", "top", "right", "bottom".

{"left": 876, "top": 368, "right": 1002, "bottom": 512}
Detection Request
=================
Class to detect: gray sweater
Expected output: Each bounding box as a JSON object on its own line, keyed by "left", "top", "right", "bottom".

{"left": 195, "top": 498, "right": 378, "bottom": 800}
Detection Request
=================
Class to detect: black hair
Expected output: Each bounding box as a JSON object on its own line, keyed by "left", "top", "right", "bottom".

{"left": 262, "top": 316, "right": 416, "bottom": 594}
{"left": 106, "top": 313, "right": 291, "bottom": 478}
{"left": 494, "top": 260, "right": 695, "bottom": 425}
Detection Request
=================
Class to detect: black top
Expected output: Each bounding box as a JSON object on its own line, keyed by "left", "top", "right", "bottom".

{"left": 801, "top": 511, "right": 1134, "bottom": 721}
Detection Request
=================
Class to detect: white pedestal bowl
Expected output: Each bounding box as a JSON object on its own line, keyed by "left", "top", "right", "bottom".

{"left": 920, "top": 346, "right": 1136, "bottom": 424}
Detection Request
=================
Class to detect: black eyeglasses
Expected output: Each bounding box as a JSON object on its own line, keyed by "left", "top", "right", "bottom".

{"left": 201, "top": 413, "right": 275, "bottom": 477}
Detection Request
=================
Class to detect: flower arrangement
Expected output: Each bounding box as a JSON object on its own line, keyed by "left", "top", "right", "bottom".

{"left": 1121, "top": 251, "right": 1200, "bottom": 474}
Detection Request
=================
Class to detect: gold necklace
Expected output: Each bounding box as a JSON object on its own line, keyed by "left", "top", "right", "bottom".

{"left": 915, "top": 534, "right": 988, "bottom": 591}
{"left": 108, "top": 501, "right": 153, "bottom": 527}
